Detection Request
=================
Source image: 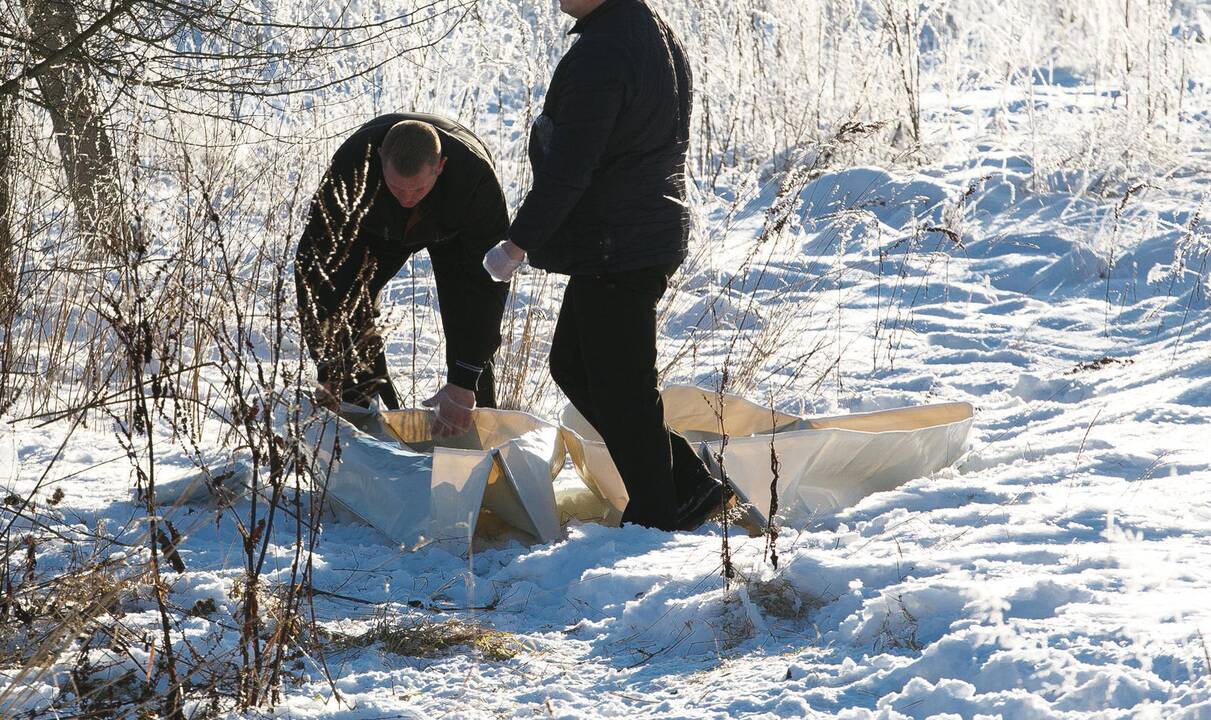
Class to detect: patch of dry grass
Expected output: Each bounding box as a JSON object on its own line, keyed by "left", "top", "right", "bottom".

{"left": 745, "top": 577, "right": 826, "bottom": 620}
{"left": 332, "top": 615, "right": 525, "bottom": 662}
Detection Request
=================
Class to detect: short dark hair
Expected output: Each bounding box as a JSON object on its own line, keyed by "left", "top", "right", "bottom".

{"left": 380, "top": 120, "right": 442, "bottom": 176}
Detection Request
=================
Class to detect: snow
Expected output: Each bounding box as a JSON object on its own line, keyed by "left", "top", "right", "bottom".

{"left": 7, "top": 146, "right": 1211, "bottom": 715}
{"left": 5, "top": 0, "right": 1211, "bottom": 717}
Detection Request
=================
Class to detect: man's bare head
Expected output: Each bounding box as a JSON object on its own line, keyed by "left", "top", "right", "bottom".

{"left": 379, "top": 120, "right": 446, "bottom": 208}
{"left": 381, "top": 120, "right": 442, "bottom": 175}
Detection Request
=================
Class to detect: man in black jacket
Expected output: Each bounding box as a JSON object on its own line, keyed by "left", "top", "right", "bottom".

{"left": 296, "top": 113, "right": 508, "bottom": 435}
{"left": 483, "top": 0, "right": 721, "bottom": 530}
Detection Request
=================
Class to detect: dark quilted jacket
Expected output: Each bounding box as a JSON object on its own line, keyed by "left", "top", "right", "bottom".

{"left": 509, "top": 0, "right": 693, "bottom": 275}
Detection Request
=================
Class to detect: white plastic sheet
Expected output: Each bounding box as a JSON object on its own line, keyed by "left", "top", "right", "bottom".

{"left": 155, "top": 402, "right": 564, "bottom": 552}
{"left": 305, "top": 407, "right": 437, "bottom": 548}
{"left": 561, "top": 385, "right": 974, "bottom": 527}
{"left": 152, "top": 459, "right": 254, "bottom": 507}
{"left": 308, "top": 404, "right": 565, "bottom": 550}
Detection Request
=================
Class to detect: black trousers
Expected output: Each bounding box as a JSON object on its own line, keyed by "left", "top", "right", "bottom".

{"left": 304, "top": 309, "right": 496, "bottom": 411}
{"left": 549, "top": 265, "right": 714, "bottom": 530}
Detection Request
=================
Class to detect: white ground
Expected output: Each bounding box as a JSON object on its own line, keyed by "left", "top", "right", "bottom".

{"left": 5, "top": 48, "right": 1211, "bottom": 720}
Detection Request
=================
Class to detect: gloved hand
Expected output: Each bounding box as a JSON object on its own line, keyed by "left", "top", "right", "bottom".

{"left": 422, "top": 383, "right": 477, "bottom": 437}
{"left": 482, "top": 240, "right": 526, "bottom": 283}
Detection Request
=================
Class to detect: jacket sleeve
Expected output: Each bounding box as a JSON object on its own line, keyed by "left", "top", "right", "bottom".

{"left": 294, "top": 143, "right": 380, "bottom": 327}
{"left": 427, "top": 171, "right": 510, "bottom": 392}
{"left": 508, "top": 40, "right": 626, "bottom": 253}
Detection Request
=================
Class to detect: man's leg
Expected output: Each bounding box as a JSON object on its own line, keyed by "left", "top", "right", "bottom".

{"left": 297, "top": 259, "right": 397, "bottom": 409}
{"left": 670, "top": 430, "right": 724, "bottom": 528}
{"left": 303, "top": 318, "right": 365, "bottom": 408}
{"left": 364, "top": 292, "right": 403, "bottom": 410}
{"left": 551, "top": 269, "right": 720, "bottom": 529}
{"left": 548, "top": 285, "right": 599, "bottom": 427}
{"left": 561, "top": 267, "right": 680, "bottom": 530}
{"left": 355, "top": 327, "right": 400, "bottom": 410}
{"left": 308, "top": 318, "right": 399, "bottom": 410}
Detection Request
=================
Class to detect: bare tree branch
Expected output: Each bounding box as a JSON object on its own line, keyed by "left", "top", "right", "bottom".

{"left": 0, "top": 0, "right": 140, "bottom": 97}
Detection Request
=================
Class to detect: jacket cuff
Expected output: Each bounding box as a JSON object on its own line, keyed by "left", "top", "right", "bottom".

{"left": 447, "top": 359, "right": 485, "bottom": 392}
{"left": 507, "top": 228, "right": 536, "bottom": 253}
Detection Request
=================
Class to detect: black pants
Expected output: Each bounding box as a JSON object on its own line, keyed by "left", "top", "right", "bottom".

{"left": 549, "top": 265, "right": 714, "bottom": 530}
{"left": 304, "top": 312, "right": 496, "bottom": 411}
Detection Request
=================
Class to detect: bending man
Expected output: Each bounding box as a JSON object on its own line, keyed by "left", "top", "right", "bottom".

{"left": 296, "top": 113, "right": 508, "bottom": 434}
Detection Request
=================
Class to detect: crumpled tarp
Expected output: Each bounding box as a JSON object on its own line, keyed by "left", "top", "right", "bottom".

{"left": 307, "top": 404, "right": 565, "bottom": 550}
{"left": 560, "top": 385, "right": 974, "bottom": 527}
{"left": 155, "top": 402, "right": 565, "bottom": 553}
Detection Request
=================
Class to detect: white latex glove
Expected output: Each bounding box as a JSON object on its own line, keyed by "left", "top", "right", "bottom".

{"left": 422, "top": 383, "right": 477, "bottom": 437}
{"left": 482, "top": 240, "right": 526, "bottom": 283}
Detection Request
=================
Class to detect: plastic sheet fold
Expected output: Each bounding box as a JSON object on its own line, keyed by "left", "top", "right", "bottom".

{"left": 308, "top": 404, "right": 565, "bottom": 551}
{"left": 560, "top": 385, "right": 974, "bottom": 527}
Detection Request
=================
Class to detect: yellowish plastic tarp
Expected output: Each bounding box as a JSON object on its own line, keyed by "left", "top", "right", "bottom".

{"left": 561, "top": 385, "right": 974, "bottom": 528}
{"left": 308, "top": 404, "right": 565, "bottom": 551}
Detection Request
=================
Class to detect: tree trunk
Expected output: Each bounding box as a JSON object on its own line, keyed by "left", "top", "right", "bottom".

{"left": 0, "top": 79, "right": 17, "bottom": 412}
{"left": 0, "top": 84, "right": 13, "bottom": 302}
{"left": 24, "top": 0, "right": 129, "bottom": 258}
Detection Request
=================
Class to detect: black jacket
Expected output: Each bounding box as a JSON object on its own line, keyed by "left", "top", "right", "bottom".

{"left": 509, "top": 0, "right": 693, "bottom": 275}
{"left": 294, "top": 112, "right": 509, "bottom": 391}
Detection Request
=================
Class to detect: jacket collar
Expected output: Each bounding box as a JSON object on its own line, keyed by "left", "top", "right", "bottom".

{"left": 568, "top": 0, "right": 631, "bottom": 35}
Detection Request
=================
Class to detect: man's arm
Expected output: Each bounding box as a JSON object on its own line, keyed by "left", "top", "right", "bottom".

{"left": 427, "top": 172, "right": 510, "bottom": 396}
{"left": 295, "top": 144, "right": 380, "bottom": 328}
{"left": 508, "top": 40, "right": 626, "bottom": 253}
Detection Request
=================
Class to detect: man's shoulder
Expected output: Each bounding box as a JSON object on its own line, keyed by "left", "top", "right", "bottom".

{"left": 339, "top": 113, "right": 406, "bottom": 153}
{"left": 438, "top": 124, "right": 498, "bottom": 174}
{"left": 564, "top": 1, "right": 670, "bottom": 73}
{"left": 328, "top": 115, "right": 395, "bottom": 173}
{"left": 557, "top": 32, "right": 632, "bottom": 87}
{"left": 332, "top": 112, "right": 496, "bottom": 176}
{"left": 389, "top": 111, "right": 497, "bottom": 173}
{"left": 340, "top": 112, "right": 487, "bottom": 152}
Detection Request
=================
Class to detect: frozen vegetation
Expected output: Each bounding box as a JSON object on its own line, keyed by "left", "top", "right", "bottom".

{"left": 1, "top": 0, "right": 1210, "bottom": 717}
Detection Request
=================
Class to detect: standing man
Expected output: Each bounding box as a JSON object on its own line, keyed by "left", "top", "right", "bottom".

{"left": 296, "top": 113, "right": 508, "bottom": 435}
{"left": 483, "top": 0, "right": 721, "bottom": 530}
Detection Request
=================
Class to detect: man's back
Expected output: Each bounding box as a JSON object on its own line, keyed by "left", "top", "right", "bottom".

{"left": 298, "top": 113, "right": 508, "bottom": 304}
{"left": 294, "top": 112, "right": 509, "bottom": 409}
{"left": 324, "top": 112, "right": 500, "bottom": 249}
{"left": 510, "top": 0, "right": 694, "bottom": 275}
{"left": 566, "top": 0, "right": 692, "bottom": 170}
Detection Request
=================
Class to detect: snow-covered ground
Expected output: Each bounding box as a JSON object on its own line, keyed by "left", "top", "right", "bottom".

{"left": 6, "top": 127, "right": 1211, "bottom": 717}
{"left": 5, "top": 1, "right": 1211, "bottom": 717}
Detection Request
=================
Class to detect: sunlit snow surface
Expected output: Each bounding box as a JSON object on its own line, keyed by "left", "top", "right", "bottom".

{"left": 5, "top": 95, "right": 1211, "bottom": 720}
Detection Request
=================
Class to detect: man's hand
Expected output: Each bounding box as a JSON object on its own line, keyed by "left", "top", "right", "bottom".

{"left": 422, "top": 383, "right": 477, "bottom": 437}
{"left": 482, "top": 240, "right": 526, "bottom": 283}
